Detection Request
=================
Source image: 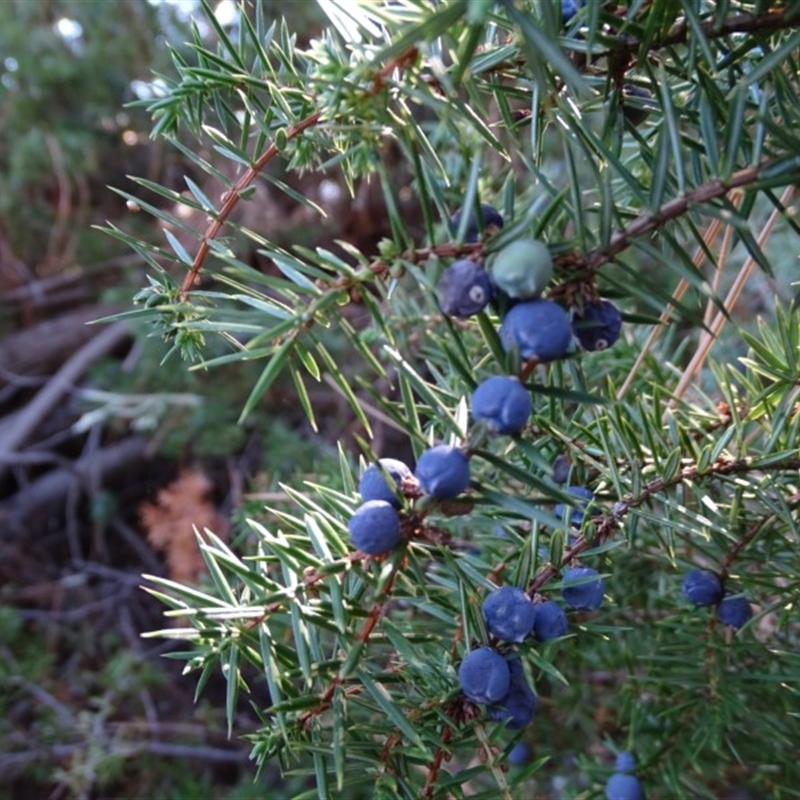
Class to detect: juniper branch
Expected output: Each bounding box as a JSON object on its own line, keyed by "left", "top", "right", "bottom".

{"left": 719, "top": 516, "right": 772, "bottom": 581}
{"left": 528, "top": 454, "right": 800, "bottom": 596}
{"left": 611, "top": 8, "right": 800, "bottom": 55}
{"left": 551, "top": 154, "right": 800, "bottom": 283}
{"left": 593, "top": 454, "right": 800, "bottom": 543}
{"left": 297, "top": 560, "right": 401, "bottom": 727}
{"left": 179, "top": 110, "right": 323, "bottom": 298}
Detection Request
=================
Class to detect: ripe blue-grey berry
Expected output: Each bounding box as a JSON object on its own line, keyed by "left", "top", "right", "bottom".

{"left": 415, "top": 445, "right": 470, "bottom": 499}
{"left": 532, "top": 600, "right": 568, "bottom": 641}
{"left": 573, "top": 300, "right": 622, "bottom": 351}
{"left": 555, "top": 485, "right": 595, "bottom": 528}
{"left": 606, "top": 772, "right": 643, "bottom": 800}
{"left": 622, "top": 84, "right": 653, "bottom": 127}
{"left": 507, "top": 741, "right": 530, "bottom": 766}
{"left": 471, "top": 375, "right": 532, "bottom": 435}
{"left": 450, "top": 203, "right": 504, "bottom": 243}
{"left": 716, "top": 594, "right": 753, "bottom": 629}
{"left": 615, "top": 751, "right": 636, "bottom": 773}
{"left": 483, "top": 586, "right": 537, "bottom": 643}
{"left": 487, "top": 657, "right": 538, "bottom": 729}
{"left": 561, "top": 566, "right": 605, "bottom": 610}
{"left": 458, "top": 647, "right": 511, "bottom": 705}
{"left": 551, "top": 454, "right": 571, "bottom": 484}
{"left": 359, "top": 458, "right": 412, "bottom": 507}
{"left": 561, "top": 0, "right": 579, "bottom": 24}
{"left": 500, "top": 299, "right": 573, "bottom": 362}
{"left": 682, "top": 569, "right": 724, "bottom": 606}
{"left": 437, "top": 259, "right": 493, "bottom": 318}
{"left": 490, "top": 239, "right": 553, "bottom": 300}
{"left": 347, "top": 500, "right": 401, "bottom": 556}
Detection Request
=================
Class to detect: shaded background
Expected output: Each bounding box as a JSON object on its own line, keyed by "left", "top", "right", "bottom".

{"left": 0, "top": 2, "right": 407, "bottom": 797}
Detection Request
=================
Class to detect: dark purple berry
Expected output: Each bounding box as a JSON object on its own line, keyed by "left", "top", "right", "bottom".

{"left": 458, "top": 647, "right": 510, "bottom": 704}
{"left": 450, "top": 203, "right": 504, "bottom": 243}
{"left": 622, "top": 84, "right": 653, "bottom": 127}
{"left": 415, "top": 445, "right": 470, "bottom": 499}
{"left": 507, "top": 741, "right": 530, "bottom": 766}
{"left": 562, "top": 0, "right": 579, "bottom": 24}
{"left": 551, "top": 454, "right": 571, "bottom": 484}
{"left": 532, "top": 600, "right": 568, "bottom": 641}
{"left": 359, "top": 458, "right": 413, "bottom": 507}
{"left": 437, "top": 259, "right": 492, "bottom": 318}
{"left": 606, "top": 772, "right": 643, "bottom": 800}
{"left": 716, "top": 594, "right": 753, "bottom": 629}
{"left": 554, "top": 485, "right": 595, "bottom": 528}
{"left": 682, "top": 569, "right": 724, "bottom": 606}
{"left": 487, "top": 657, "right": 538, "bottom": 729}
{"left": 347, "top": 500, "right": 401, "bottom": 555}
{"left": 500, "top": 299, "right": 573, "bottom": 362}
{"left": 471, "top": 376, "right": 532, "bottom": 435}
{"left": 615, "top": 751, "right": 636, "bottom": 773}
{"left": 561, "top": 566, "right": 605, "bottom": 610}
{"left": 573, "top": 300, "right": 622, "bottom": 352}
{"left": 483, "top": 586, "right": 537, "bottom": 643}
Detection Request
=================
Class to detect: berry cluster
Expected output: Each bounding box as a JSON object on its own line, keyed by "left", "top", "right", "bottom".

{"left": 681, "top": 568, "right": 753, "bottom": 629}
{"left": 343, "top": 200, "right": 756, "bottom": 791}
{"left": 348, "top": 446, "right": 472, "bottom": 555}
{"left": 436, "top": 204, "right": 623, "bottom": 358}
{"left": 344, "top": 200, "right": 626, "bottom": 778}
{"left": 458, "top": 649, "right": 539, "bottom": 729}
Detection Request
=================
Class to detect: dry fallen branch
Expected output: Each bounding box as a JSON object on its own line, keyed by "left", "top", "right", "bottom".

{"left": 0, "top": 305, "right": 125, "bottom": 394}
{"left": 0, "top": 320, "right": 132, "bottom": 484}
{"left": 0, "top": 436, "right": 149, "bottom": 538}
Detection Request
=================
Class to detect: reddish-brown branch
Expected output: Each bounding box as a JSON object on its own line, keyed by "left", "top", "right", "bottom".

{"left": 719, "top": 516, "right": 771, "bottom": 580}
{"left": 298, "top": 562, "right": 400, "bottom": 727}
{"left": 278, "top": 154, "right": 794, "bottom": 333}
{"left": 177, "top": 45, "right": 424, "bottom": 299}
{"left": 529, "top": 454, "right": 800, "bottom": 596}
{"left": 550, "top": 157, "right": 791, "bottom": 286}
{"left": 422, "top": 723, "right": 452, "bottom": 799}
{"left": 179, "top": 110, "right": 323, "bottom": 298}
{"left": 612, "top": 9, "right": 799, "bottom": 55}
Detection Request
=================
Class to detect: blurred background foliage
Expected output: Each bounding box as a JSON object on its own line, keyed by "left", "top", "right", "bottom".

{"left": 0, "top": 1, "right": 342, "bottom": 798}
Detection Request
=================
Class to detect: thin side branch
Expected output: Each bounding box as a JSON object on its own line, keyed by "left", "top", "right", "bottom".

{"left": 179, "top": 110, "right": 323, "bottom": 297}
{"left": 612, "top": 9, "right": 800, "bottom": 55}
{"left": 421, "top": 722, "right": 453, "bottom": 799}
{"left": 298, "top": 561, "right": 400, "bottom": 727}
{"left": 581, "top": 159, "right": 784, "bottom": 272}
{"left": 529, "top": 454, "right": 800, "bottom": 595}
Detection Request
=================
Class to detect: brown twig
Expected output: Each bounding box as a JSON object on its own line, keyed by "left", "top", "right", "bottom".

{"left": 594, "top": 456, "right": 800, "bottom": 542}
{"left": 297, "top": 561, "right": 400, "bottom": 727}
{"left": 719, "top": 516, "right": 771, "bottom": 581}
{"left": 179, "top": 110, "right": 323, "bottom": 297}
{"left": 244, "top": 152, "right": 796, "bottom": 353}
{"left": 178, "top": 44, "right": 425, "bottom": 298}
{"left": 611, "top": 9, "right": 799, "bottom": 56}
{"left": 529, "top": 454, "right": 800, "bottom": 596}
{"left": 421, "top": 722, "right": 453, "bottom": 799}
{"left": 0, "top": 321, "right": 133, "bottom": 484}
{"left": 0, "top": 437, "right": 149, "bottom": 539}
{"left": 552, "top": 157, "right": 796, "bottom": 280}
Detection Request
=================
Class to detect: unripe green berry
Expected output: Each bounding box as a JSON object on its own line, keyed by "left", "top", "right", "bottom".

{"left": 490, "top": 239, "right": 553, "bottom": 300}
